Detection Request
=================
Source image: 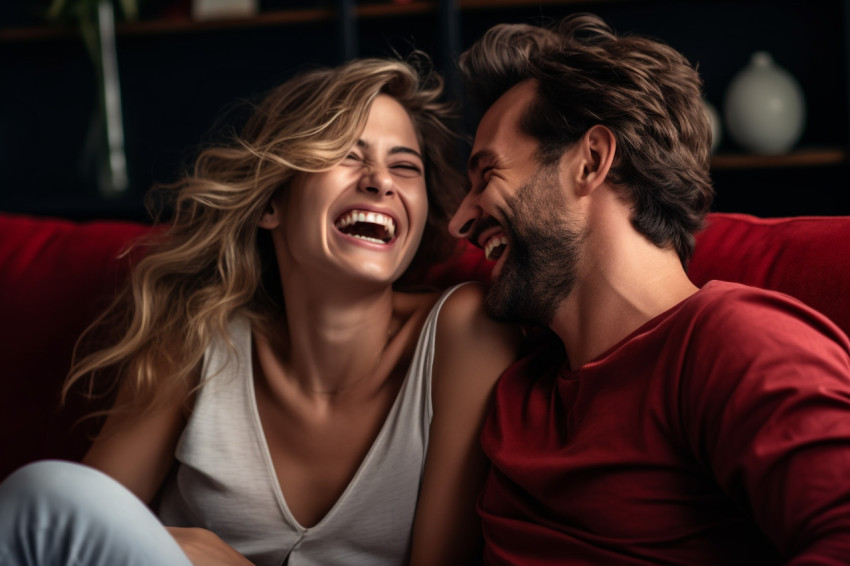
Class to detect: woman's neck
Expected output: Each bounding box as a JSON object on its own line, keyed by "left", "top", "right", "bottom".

{"left": 262, "top": 279, "right": 399, "bottom": 399}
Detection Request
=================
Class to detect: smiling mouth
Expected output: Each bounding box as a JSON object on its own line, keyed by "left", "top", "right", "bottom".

{"left": 335, "top": 209, "right": 397, "bottom": 244}
{"left": 484, "top": 234, "right": 508, "bottom": 261}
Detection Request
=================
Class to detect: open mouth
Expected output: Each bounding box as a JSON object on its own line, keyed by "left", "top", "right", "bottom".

{"left": 484, "top": 233, "right": 508, "bottom": 261}
{"left": 334, "top": 209, "right": 397, "bottom": 244}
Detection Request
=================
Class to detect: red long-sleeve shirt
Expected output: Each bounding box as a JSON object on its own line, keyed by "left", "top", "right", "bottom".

{"left": 479, "top": 281, "right": 850, "bottom": 565}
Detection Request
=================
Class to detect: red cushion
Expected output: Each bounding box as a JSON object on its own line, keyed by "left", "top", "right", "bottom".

{"left": 429, "top": 213, "right": 850, "bottom": 338}
{"left": 2, "top": 211, "right": 848, "bottom": 480}
{"left": 420, "top": 239, "right": 493, "bottom": 288}
{"left": 0, "top": 213, "right": 150, "bottom": 480}
{"left": 690, "top": 213, "right": 850, "bottom": 337}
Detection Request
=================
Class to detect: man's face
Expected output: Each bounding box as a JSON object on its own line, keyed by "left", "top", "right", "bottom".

{"left": 449, "top": 80, "right": 586, "bottom": 324}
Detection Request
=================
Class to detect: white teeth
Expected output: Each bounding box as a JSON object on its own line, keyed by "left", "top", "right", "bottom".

{"left": 333, "top": 209, "right": 397, "bottom": 242}
{"left": 484, "top": 235, "right": 508, "bottom": 261}
{"left": 351, "top": 234, "right": 385, "bottom": 244}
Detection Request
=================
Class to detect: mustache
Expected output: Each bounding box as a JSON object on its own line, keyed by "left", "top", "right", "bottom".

{"left": 467, "top": 216, "right": 504, "bottom": 249}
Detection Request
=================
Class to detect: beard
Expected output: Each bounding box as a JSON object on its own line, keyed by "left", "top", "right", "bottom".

{"left": 485, "top": 164, "right": 586, "bottom": 325}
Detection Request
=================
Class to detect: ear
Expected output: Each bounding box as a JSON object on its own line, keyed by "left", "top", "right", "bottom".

{"left": 258, "top": 195, "right": 282, "bottom": 230}
{"left": 573, "top": 124, "right": 616, "bottom": 195}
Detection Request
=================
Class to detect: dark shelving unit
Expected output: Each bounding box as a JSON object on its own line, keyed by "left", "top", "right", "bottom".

{"left": 1, "top": 0, "right": 847, "bottom": 221}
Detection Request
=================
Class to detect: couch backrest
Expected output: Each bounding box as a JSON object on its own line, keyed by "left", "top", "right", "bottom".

{"left": 0, "top": 214, "right": 150, "bottom": 480}
{"left": 1, "top": 211, "right": 849, "bottom": 480}
{"left": 689, "top": 213, "right": 850, "bottom": 336}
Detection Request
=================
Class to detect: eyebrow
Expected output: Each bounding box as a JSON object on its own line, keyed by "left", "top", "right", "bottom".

{"left": 356, "top": 139, "right": 422, "bottom": 160}
{"left": 468, "top": 149, "right": 497, "bottom": 176}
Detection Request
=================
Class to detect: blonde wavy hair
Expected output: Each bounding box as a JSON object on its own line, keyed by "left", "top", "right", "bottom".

{"left": 65, "top": 55, "right": 465, "bottom": 418}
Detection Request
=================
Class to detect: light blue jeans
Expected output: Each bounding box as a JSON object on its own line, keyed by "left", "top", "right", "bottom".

{"left": 0, "top": 460, "right": 192, "bottom": 566}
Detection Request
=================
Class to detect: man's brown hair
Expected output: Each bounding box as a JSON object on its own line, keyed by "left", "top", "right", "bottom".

{"left": 460, "top": 13, "right": 714, "bottom": 265}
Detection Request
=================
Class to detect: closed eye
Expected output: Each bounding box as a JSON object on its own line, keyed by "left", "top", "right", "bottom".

{"left": 469, "top": 166, "right": 493, "bottom": 194}
{"left": 391, "top": 162, "right": 423, "bottom": 177}
{"left": 393, "top": 162, "right": 422, "bottom": 172}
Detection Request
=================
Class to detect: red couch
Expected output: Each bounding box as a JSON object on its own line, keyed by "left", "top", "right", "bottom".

{"left": 2, "top": 211, "right": 850, "bottom": 481}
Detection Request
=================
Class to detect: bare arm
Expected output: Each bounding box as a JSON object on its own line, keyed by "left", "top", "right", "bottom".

{"left": 410, "top": 283, "right": 523, "bottom": 566}
{"left": 167, "top": 527, "right": 256, "bottom": 566}
{"left": 82, "top": 377, "right": 189, "bottom": 505}
{"left": 85, "top": 374, "right": 259, "bottom": 565}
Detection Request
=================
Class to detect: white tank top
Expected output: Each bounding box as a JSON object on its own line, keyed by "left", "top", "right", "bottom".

{"left": 157, "top": 284, "right": 466, "bottom": 566}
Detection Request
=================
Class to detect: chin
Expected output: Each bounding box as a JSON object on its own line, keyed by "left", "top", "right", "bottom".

{"left": 485, "top": 246, "right": 572, "bottom": 325}
{"left": 350, "top": 264, "right": 409, "bottom": 287}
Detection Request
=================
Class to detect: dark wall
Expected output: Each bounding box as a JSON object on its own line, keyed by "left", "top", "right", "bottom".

{"left": 0, "top": 0, "right": 847, "bottom": 220}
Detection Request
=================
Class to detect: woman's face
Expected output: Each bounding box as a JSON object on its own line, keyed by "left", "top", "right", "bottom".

{"left": 269, "top": 94, "right": 429, "bottom": 286}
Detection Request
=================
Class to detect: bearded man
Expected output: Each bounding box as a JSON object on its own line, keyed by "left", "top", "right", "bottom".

{"left": 450, "top": 13, "right": 850, "bottom": 565}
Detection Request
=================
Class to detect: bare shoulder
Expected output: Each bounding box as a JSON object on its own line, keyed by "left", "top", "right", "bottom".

{"left": 408, "top": 283, "right": 521, "bottom": 564}
{"left": 438, "top": 282, "right": 520, "bottom": 347}
{"left": 409, "top": 282, "right": 521, "bottom": 565}
{"left": 433, "top": 282, "right": 523, "bottom": 391}
{"left": 393, "top": 287, "right": 443, "bottom": 317}
{"left": 394, "top": 283, "right": 522, "bottom": 381}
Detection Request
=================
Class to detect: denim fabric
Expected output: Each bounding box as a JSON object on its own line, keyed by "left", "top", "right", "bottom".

{"left": 0, "top": 460, "right": 191, "bottom": 566}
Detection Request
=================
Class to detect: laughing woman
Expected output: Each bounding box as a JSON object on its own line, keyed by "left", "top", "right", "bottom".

{"left": 0, "top": 57, "right": 520, "bottom": 566}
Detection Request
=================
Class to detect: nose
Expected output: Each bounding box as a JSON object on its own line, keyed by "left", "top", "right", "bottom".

{"left": 448, "top": 192, "right": 481, "bottom": 239}
{"left": 358, "top": 165, "right": 394, "bottom": 197}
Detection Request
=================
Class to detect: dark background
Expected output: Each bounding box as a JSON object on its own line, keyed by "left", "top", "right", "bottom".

{"left": 1, "top": 0, "right": 848, "bottom": 221}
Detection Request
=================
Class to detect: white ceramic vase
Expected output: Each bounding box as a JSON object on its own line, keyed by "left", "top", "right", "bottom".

{"left": 702, "top": 99, "right": 722, "bottom": 153}
{"left": 723, "top": 51, "right": 806, "bottom": 155}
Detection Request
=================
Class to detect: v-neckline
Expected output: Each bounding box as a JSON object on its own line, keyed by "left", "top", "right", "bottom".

{"left": 245, "top": 326, "right": 414, "bottom": 532}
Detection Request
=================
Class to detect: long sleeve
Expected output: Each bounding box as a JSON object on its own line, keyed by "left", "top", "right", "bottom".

{"left": 681, "top": 285, "right": 850, "bottom": 564}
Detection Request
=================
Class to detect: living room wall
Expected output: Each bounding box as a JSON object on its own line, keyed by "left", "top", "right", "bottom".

{"left": 0, "top": 0, "right": 847, "bottom": 220}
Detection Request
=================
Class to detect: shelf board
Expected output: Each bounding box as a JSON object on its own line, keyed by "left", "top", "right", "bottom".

{"left": 0, "top": 2, "right": 437, "bottom": 41}
{"left": 0, "top": 24, "right": 76, "bottom": 42}
{"left": 710, "top": 148, "right": 848, "bottom": 170}
{"left": 118, "top": 3, "right": 438, "bottom": 36}
{"left": 0, "top": 0, "right": 619, "bottom": 42}
{"left": 461, "top": 0, "right": 626, "bottom": 8}
{"left": 0, "top": 9, "right": 331, "bottom": 41}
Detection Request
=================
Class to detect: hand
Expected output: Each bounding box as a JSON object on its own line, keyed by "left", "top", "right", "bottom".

{"left": 166, "top": 526, "right": 256, "bottom": 566}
